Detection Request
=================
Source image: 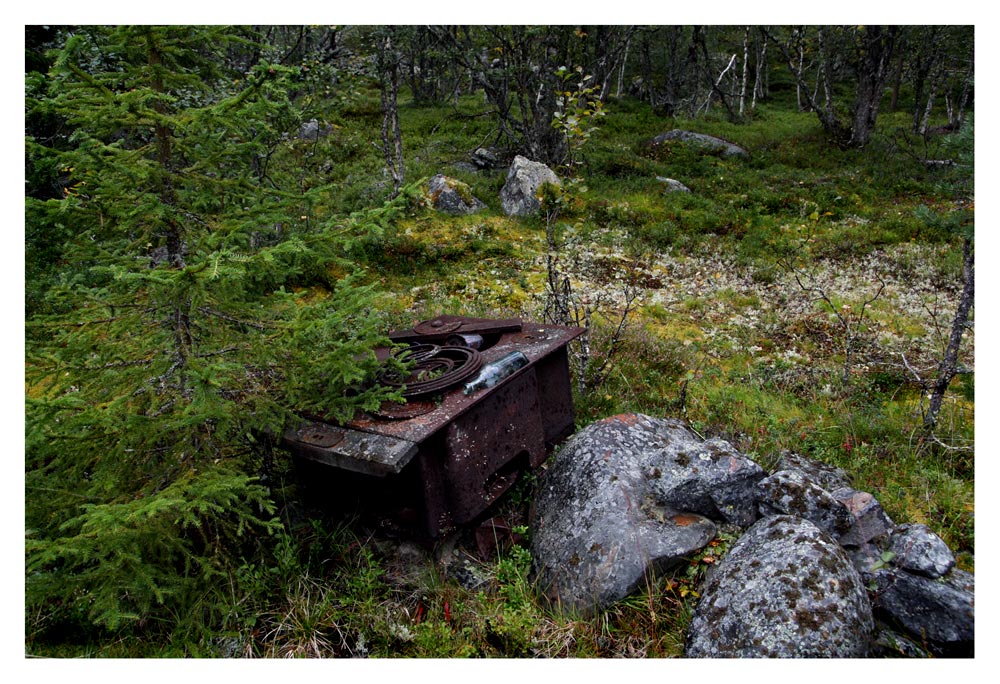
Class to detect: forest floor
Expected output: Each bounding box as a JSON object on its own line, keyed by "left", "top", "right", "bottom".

{"left": 241, "top": 96, "right": 972, "bottom": 658}
{"left": 28, "top": 89, "right": 975, "bottom": 657}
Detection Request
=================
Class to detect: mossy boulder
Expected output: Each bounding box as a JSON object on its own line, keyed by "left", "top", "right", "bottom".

{"left": 426, "top": 174, "right": 486, "bottom": 215}
{"left": 650, "top": 129, "right": 748, "bottom": 159}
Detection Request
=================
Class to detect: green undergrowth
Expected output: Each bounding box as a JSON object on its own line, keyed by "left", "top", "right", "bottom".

{"left": 323, "top": 91, "right": 972, "bottom": 654}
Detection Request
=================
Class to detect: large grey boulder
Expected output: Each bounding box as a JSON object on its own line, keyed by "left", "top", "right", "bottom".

{"left": 651, "top": 130, "right": 748, "bottom": 159}
{"left": 870, "top": 567, "right": 974, "bottom": 657}
{"left": 426, "top": 174, "right": 486, "bottom": 215}
{"left": 500, "top": 155, "right": 560, "bottom": 216}
{"left": 531, "top": 414, "right": 738, "bottom": 615}
{"left": 686, "top": 515, "right": 874, "bottom": 658}
{"left": 531, "top": 415, "right": 716, "bottom": 615}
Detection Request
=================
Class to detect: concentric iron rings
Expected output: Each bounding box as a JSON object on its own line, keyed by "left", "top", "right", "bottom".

{"left": 382, "top": 344, "right": 483, "bottom": 398}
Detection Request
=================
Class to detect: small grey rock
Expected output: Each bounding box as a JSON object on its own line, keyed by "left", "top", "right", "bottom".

{"left": 831, "top": 486, "right": 895, "bottom": 547}
{"left": 889, "top": 523, "right": 955, "bottom": 579}
{"left": 756, "top": 469, "right": 853, "bottom": 539}
{"left": 298, "top": 118, "right": 331, "bottom": 141}
{"left": 655, "top": 176, "right": 691, "bottom": 193}
{"left": 471, "top": 147, "right": 499, "bottom": 169}
{"left": 427, "top": 174, "right": 486, "bottom": 215}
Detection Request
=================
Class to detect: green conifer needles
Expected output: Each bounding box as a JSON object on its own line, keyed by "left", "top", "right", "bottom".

{"left": 25, "top": 26, "right": 399, "bottom": 636}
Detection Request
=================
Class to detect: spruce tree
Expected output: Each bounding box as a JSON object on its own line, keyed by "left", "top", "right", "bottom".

{"left": 25, "top": 25, "right": 403, "bottom": 636}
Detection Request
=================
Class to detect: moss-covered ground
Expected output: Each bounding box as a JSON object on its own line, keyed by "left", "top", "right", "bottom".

{"left": 29, "top": 88, "right": 973, "bottom": 658}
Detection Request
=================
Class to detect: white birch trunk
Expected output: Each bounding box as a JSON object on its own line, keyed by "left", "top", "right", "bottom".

{"left": 739, "top": 26, "right": 750, "bottom": 116}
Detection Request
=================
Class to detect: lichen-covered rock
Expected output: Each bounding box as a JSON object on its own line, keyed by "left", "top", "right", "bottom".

{"left": 889, "top": 523, "right": 955, "bottom": 579}
{"left": 648, "top": 433, "right": 765, "bottom": 527}
{"left": 298, "top": 118, "right": 331, "bottom": 141}
{"left": 530, "top": 414, "right": 720, "bottom": 615}
{"left": 871, "top": 567, "right": 974, "bottom": 657}
{"left": 500, "top": 155, "right": 560, "bottom": 216}
{"left": 686, "top": 515, "right": 874, "bottom": 658}
{"left": 655, "top": 176, "right": 691, "bottom": 193}
{"left": 426, "top": 174, "right": 486, "bottom": 215}
{"left": 773, "top": 451, "right": 852, "bottom": 492}
{"left": 650, "top": 129, "right": 748, "bottom": 158}
{"left": 471, "top": 147, "right": 500, "bottom": 169}
{"left": 830, "top": 486, "right": 895, "bottom": 547}
{"left": 757, "top": 470, "right": 853, "bottom": 539}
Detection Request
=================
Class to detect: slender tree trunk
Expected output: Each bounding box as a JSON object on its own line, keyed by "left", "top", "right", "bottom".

{"left": 918, "top": 76, "right": 938, "bottom": 135}
{"left": 752, "top": 28, "right": 767, "bottom": 109}
{"left": 954, "top": 58, "right": 974, "bottom": 127}
{"left": 616, "top": 32, "right": 631, "bottom": 97}
{"left": 817, "top": 28, "right": 835, "bottom": 123}
{"left": 378, "top": 32, "right": 405, "bottom": 197}
{"left": 795, "top": 29, "right": 805, "bottom": 111}
{"left": 925, "top": 238, "right": 974, "bottom": 429}
{"left": 739, "top": 26, "right": 750, "bottom": 116}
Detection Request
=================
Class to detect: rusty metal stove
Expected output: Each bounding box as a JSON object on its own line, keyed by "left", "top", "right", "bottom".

{"left": 283, "top": 315, "right": 584, "bottom": 537}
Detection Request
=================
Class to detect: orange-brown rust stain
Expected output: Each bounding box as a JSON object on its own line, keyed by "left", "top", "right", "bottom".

{"left": 672, "top": 514, "right": 702, "bottom": 527}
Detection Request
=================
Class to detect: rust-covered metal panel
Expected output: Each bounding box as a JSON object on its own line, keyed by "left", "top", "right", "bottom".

{"left": 281, "top": 315, "right": 584, "bottom": 537}
{"left": 443, "top": 367, "right": 545, "bottom": 524}
{"left": 285, "top": 422, "right": 418, "bottom": 477}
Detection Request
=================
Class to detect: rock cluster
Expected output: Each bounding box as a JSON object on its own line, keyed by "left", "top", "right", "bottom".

{"left": 529, "top": 414, "right": 974, "bottom": 657}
